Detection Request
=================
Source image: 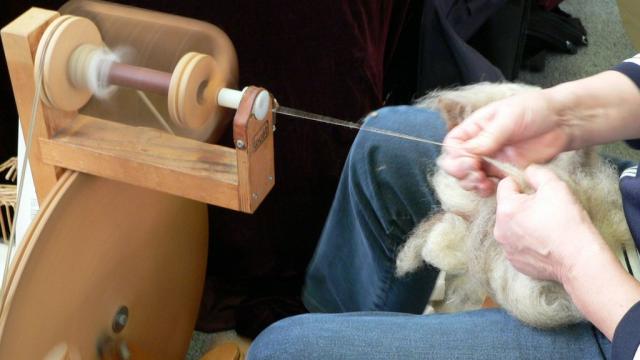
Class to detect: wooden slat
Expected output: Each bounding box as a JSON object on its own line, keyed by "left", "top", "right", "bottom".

{"left": 40, "top": 115, "right": 241, "bottom": 210}
{"left": 1, "top": 8, "right": 63, "bottom": 201}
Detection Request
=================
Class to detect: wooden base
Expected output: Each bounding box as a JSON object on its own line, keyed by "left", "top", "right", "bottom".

{"left": 0, "top": 171, "right": 208, "bottom": 359}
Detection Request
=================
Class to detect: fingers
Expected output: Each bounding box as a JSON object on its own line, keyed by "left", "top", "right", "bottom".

{"left": 524, "top": 164, "right": 559, "bottom": 190}
{"left": 443, "top": 116, "right": 482, "bottom": 145}
{"left": 443, "top": 105, "right": 497, "bottom": 150}
{"left": 461, "top": 172, "right": 497, "bottom": 196}
{"left": 437, "top": 155, "right": 497, "bottom": 196}
{"left": 458, "top": 171, "right": 484, "bottom": 191}
{"left": 494, "top": 177, "right": 525, "bottom": 246}
{"left": 496, "top": 176, "right": 521, "bottom": 202}
{"left": 437, "top": 155, "right": 479, "bottom": 179}
{"left": 440, "top": 100, "right": 526, "bottom": 196}
{"left": 463, "top": 116, "right": 510, "bottom": 155}
{"left": 447, "top": 104, "right": 512, "bottom": 156}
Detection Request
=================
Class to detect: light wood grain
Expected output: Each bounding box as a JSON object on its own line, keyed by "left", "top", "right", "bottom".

{"left": 40, "top": 114, "right": 242, "bottom": 210}
{"left": 3, "top": 8, "right": 275, "bottom": 214}
{"left": 1, "top": 8, "right": 63, "bottom": 201}
{"left": 0, "top": 171, "right": 208, "bottom": 359}
{"left": 233, "top": 87, "right": 275, "bottom": 213}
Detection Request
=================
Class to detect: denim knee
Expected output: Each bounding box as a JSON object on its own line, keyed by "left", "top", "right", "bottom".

{"left": 343, "top": 106, "right": 447, "bottom": 242}
{"left": 247, "top": 314, "right": 321, "bottom": 360}
{"left": 346, "top": 107, "right": 446, "bottom": 178}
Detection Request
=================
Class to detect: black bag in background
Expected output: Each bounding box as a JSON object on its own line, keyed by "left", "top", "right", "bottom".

{"left": 522, "top": 3, "right": 588, "bottom": 72}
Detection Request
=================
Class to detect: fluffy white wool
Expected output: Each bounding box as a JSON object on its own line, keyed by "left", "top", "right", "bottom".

{"left": 396, "top": 83, "right": 634, "bottom": 329}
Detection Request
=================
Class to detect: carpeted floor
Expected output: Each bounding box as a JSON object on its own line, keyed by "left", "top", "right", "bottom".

{"left": 519, "top": 0, "right": 636, "bottom": 87}
{"left": 185, "top": 0, "right": 639, "bottom": 358}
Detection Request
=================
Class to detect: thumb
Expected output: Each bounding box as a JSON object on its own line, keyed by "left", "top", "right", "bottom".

{"left": 496, "top": 176, "right": 522, "bottom": 204}
{"left": 524, "top": 164, "right": 559, "bottom": 190}
{"left": 464, "top": 109, "right": 511, "bottom": 156}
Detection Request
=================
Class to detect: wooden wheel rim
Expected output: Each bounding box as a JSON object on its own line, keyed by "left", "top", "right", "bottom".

{"left": 0, "top": 172, "right": 208, "bottom": 358}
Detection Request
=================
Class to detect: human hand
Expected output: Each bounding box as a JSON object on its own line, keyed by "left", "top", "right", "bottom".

{"left": 493, "top": 164, "right": 604, "bottom": 283}
{"left": 439, "top": 90, "right": 571, "bottom": 196}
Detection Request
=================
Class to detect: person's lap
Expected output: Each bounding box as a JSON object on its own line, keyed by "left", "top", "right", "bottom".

{"left": 248, "top": 309, "right": 610, "bottom": 359}
{"left": 248, "top": 105, "right": 616, "bottom": 359}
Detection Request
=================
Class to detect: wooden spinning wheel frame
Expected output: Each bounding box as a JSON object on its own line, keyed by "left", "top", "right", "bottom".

{"left": 0, "top": 2, "right": 276, "bottom": 358}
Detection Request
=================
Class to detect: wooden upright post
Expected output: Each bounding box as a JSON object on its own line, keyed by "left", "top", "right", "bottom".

{"left": 233, "top": 87, "right": 276, "bottom": 213}
{"left": 1, "top": 8, "right": 63, "bottom": 202}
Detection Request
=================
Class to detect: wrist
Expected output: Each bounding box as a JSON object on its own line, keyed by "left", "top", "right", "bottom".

{"left": 541, "top": 82, "right": 589, "bottom": 151}
{"left": 543, "top": 71, "right": 640, "bottom": 150}
{"left": 558, "top": 227, "right": 640, "bottom": 339}
{"left": 557, "top": 226, "right": 609, "bottom": 287}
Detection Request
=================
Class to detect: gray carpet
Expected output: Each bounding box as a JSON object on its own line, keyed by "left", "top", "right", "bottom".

{"left": 519, "top": 0, "right": 636, "bottom": 87}
{"left": 185, "top": 1, "right": 639, "bottom": 358}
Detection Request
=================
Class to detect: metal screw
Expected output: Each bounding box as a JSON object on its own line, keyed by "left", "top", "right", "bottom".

{"left": 235, "top": 139, "right": 246, "bottom": 149}
{"left": 112, "top": 306, "right": 129, "bottom": 334}
{"left": 252, "top": 193, "right": 258, "bottom": 200}
{"left": 268, "top": 176, "right": 273, "bottom": 181}
{"left": 118, "top": 341, "right": 131, "bottom": 360}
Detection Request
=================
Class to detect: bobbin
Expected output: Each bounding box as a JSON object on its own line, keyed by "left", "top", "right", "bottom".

{"left": 34, "top": 15, "right": 101, "bottom": 111}
{"left": 34, "top": 14, "right": 269, "bottom": 132}
{"left": 168, "top": 52, "right": 223, "bottom": 129}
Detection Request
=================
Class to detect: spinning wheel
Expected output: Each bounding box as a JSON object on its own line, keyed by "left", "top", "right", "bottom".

{"left": 0, "top": 1, "right": 277, "bottom": 358}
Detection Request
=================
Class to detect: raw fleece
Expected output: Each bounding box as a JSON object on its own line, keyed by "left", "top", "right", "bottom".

{"left": 396, "top": 83, "right": 634, "bottom": 329}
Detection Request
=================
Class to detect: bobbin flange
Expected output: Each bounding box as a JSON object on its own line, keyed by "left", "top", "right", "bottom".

{"left": 34, "top": 15, "right": 103, "bottom": 112}
{"left": 168, "top": 52, "right": 225, "bottom": 129}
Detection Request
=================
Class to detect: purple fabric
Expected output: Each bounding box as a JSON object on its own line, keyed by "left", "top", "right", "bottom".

{"left": 112, "top": 0, "right": 415, "bottom": 332}
{"left": 606, "top": 59, "right": 640, "bottom": 359}
{"left": 537, "top": 0, "right": 564, "bottom": 11}
{"left": 612, "top": 299, "right": 640, "bottom": 359}
{"left": 613, "top": 61, "right": 640, "bottom": 91}
{"left": 612, "top": 60, "right": 640, "bottom": 149}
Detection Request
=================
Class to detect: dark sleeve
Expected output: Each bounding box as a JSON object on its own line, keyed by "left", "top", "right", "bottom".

{"left": 612, "top": 300, "right": 640, "bottom": 359}
{"left": 611, "top": 55, "right": 640, "bottom": 149}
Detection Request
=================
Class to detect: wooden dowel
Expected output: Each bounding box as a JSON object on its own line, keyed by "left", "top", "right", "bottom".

{"left": 107, "top": 63, "right": 171, "bottom": 95}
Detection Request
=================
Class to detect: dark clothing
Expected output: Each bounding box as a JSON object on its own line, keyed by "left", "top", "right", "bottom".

{"left": 602, "top": 56, "right": 640, "bottom": 359}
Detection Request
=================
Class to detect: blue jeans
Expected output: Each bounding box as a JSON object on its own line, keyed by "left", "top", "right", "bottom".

{"left": 248, "top": 106, "right": 612, "bottom": 359}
